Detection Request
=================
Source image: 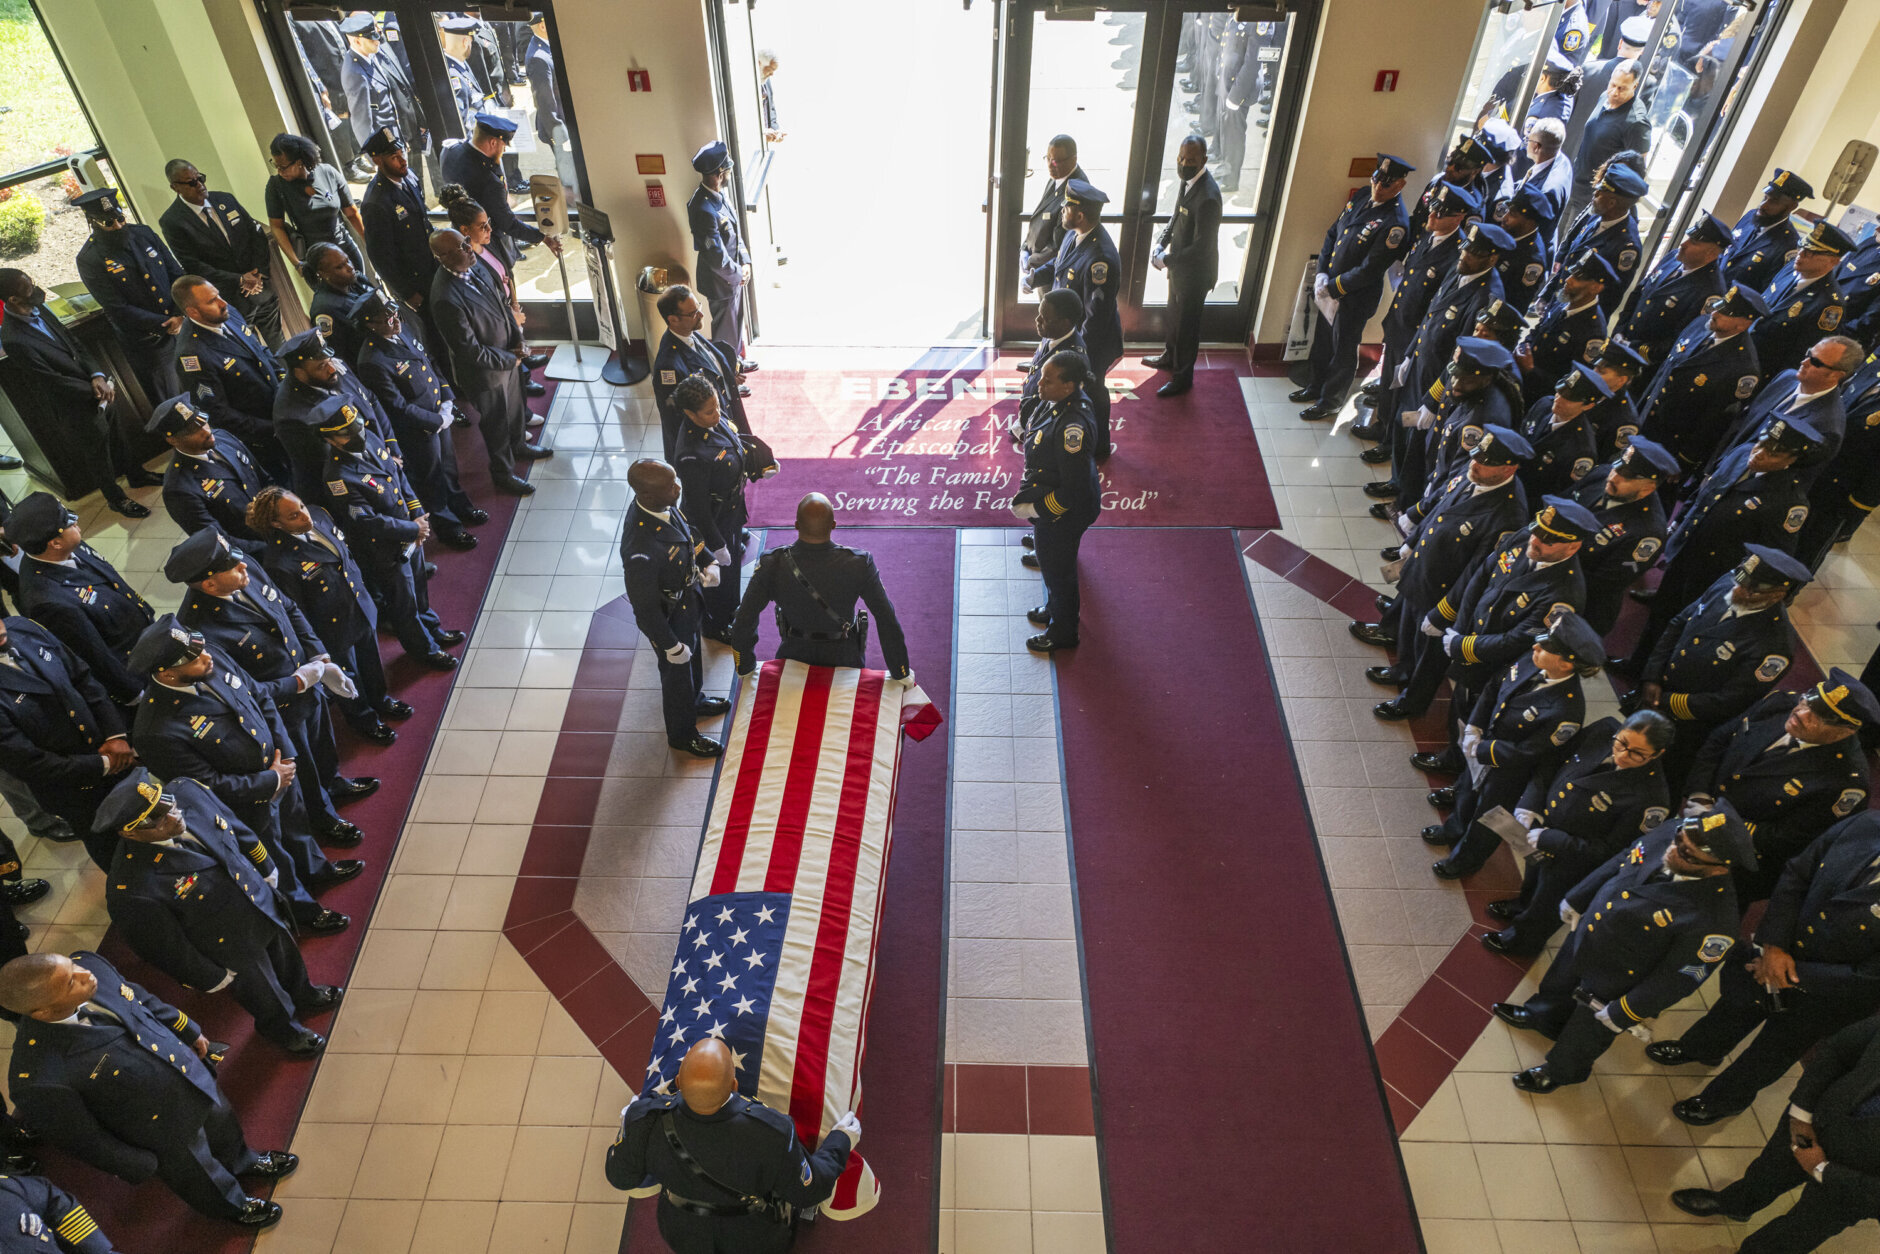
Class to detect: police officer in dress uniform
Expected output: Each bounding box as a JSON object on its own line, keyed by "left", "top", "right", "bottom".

{"left": 358, "top": 129, "right": 440, "bottom": 351}
{"left": 1144, "top": 134, "right": 1221, "bottom": 398}
{"left": 1797, "top": 346, "right": 1880, "bottom": 566}
{"left": 607, "top": 1038, "right": 857, "bottom": 1254}
{"left": 340, "top": 13, "right": 427, "bottom": 190}
{"left": 97, "top": 770, "right": 342, "bottom": 1055}
{"left": 438, "top": 15, "right": 484, "bottom": 133}
{"left": 1497, "top": 183, "right": 1555, "bottom": 311}
{"left": 1635, "top": 283, "right": 1767, "bottom": 482}
{"left": 168, "top": 528, "right": 376, "bottom": 846}
{"left": 1294, "top": 154, "right": 1414, "bottom": 421}
{"left": 621, "top": 460, "right": 731, "bottom": 758}
{"left": 672, "top": 376, "right": 774, "bottom": 643}
{"left": 72, "top": 188, "right": 187, "bottom": 407}
{"left": 428, "top": 228, "right": 546, "bottom": 496}
{"left": 160, "top": 160, "right": 280, "bottom": 348}
{"left": 1723, "top": 169, "right": 1811, "bottom": 295}
{"left": 1483, "top": 712, "right": 1675, "bottom": 956}
{"left": 273, "top": 328, "right": 406, "bottom": 507}
{"left": 687, "top": 141, "right": 754, "bottom": 360}
{"left": 1700, "top": 336, "right": 1857, "bottom": 492}
{"left": 0, "top": 1171, "right": 121, "bottom": 1252}
{"left": 1687, "top": 671, "right": 1877, "bottom": 905}
{"left": 1538, "top": 164, "right": 1645, "bottom": 317}
{"left": 1052, "top": 181, "right": 1122, "bottom": 458}
{"left": 1383, "top": 333, "right": 1524, "bottom": 509}
{"left": 1404, "top": 136, "right": 1489, "bottom": 242}
{"left": 1022, "top": 136, "right": 1084, "bottom": 293}
{"left": 171, "top": 275, "right": 291, "bottom": 483}
{"left": 731, "top": 493, "right": 912, "bottom": 681}
{"left": 303, "top": 397, "right": 463, "bottom": 670}
{"left": 1650, "top": 808, "right": 1880, "bottom": 1127}
{"left": 1754, "top": 220, "right": 1854, "bottom": 376}
{"left": 1014, "top": 352, "right": 1101, "bottom": 654}
{"left": 149, "top": 397, "right": 268, "bottom": 544}
{"left": 1518, "top": 250, "right": 1618, "bottom": 407}
{"left": 1589, "top": 337, "right": 1651, "bottom": 461}
{"left": 1565, "top": 435, "right": 1674, "bottom": 634}
{"left": 127, "top": 616, "right": 357, "bottom": 931}
{"left": 0, "top": 950, "right": 297, "bottom": 1227}
{"left": 1426, "top": 609, "right": 1603, "bottom": 880}
{"left": 1834, "top": 224, "right": 1880, "bottom": 347}
{"left": 651, "top": 284, "right": 753, "bottom": 464}
{"left": 11, "top": 493, "right": 153, "bottom": 710}
{"left": 440, "top": 113, "right": 557, "bottom": 274}
{"left": 1494, "top": 804, "right": 1755, "bottom": 1093}
{"left": 1017, "top": 290, "right": 1090, "bottom": 431}
{"left": 1615, "top": 211, "right": 1731, "bottom": 370}
{"left": 1518, "top": 362, "right": 1607, "bottom": 500}
{"left": 351, "top": 291, "right": 484, "bottom": 550}
{"left": 301, "top": 244, "right": 374, "bottom": 368}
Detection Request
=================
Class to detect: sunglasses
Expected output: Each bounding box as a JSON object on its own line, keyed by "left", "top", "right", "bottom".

{"left": 172, "top": 175, "right": 207, "bottom": 188}
{"left": 1803, "top": 351, "right": 1847, "bottom": 373}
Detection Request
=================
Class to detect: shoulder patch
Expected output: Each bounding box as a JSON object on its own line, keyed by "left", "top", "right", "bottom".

{"left": 1821, "top": 306, "right": 1843, "bottom": 331}
{"left": 1632, "top": 536, "right": 1661, "bottom": 562}
{"left": 660, "top": 370, "right": 676, "bottom": 385}
{"left": 1386, "top": 226, "right": 1405, "bottom": 249}
{"left": 327, "top": 479, "right": 348, "bottom": 497}
{"left": 1063, "top": 424, "right": 1085, "bottom": 454}
{"left": 1641, "top": 806, "right": 1668, "bottom": 831}
{"left": 1736, "top": 375, "right": 1759, "bottom": 400}
{"left": 1698, "top": 935, "right": 1734, "bottom": 962}
{"left": 1618, "top": 249, "right": 1638, "bottom": 271}
{"left": 1090, "top": 261, "right": 1110, "bottom": 286}
{"left": 314, "top": 314, "right": 332, "bottom": 334}
{"left": 1571, "top": 457, "right": 1594, "bottom": 479}
{"left": 1523, "top": 263, "right": 1543, "bottom": 285}
{"left": 1551, "top": 720, "right": 1581, "bottom": 747}
{"left": 1833, "top": 788, "right": 1867, "bottom": 817}
{"left": 1783, "top": 505, "right": 1808, "bottom": 533}
{"left": 1755, "top": 654, "right": 1789, "bottom": 682}
{"left": 1564, "top": 29, "right": 1583, "bottom": 51}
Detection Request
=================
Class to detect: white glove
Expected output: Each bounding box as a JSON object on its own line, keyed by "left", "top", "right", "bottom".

{"left": 891, "top": 669, "right": 916, "bottom": 687}
{"left": 1314, "top": 273, "right": 1330, "bottom": 296}
{"left": 207, "top": 969, "right": 236, "bottom": 994}
{"left": 1513, "top": 808, "right": 1541, "bottom": 829}
{"left": 1442, "top": 627, "right": 1462, "bottom": 656}
{"left": 440, "top": 399, "right": 456, "bottom": 422}
{"left": 1393, "top": 358, "right": 1410, "bottom": 387}
{"left": 833, "top": 1110, "right": 861, "bottom": 1148}
{"left": 1559, "top": 902, "right": 1582, "bottom": 931}
{"left": 1151, "top": 252, "right": 1167, "bottom": 271}
{"left": 1524, "top": 827, "right": 1542, "bottom": 853}
{"left": 266, "top": 868, "right": 278, "bottom": 887}
{"left": 1682, "top": 796, "right": 1713, "bottom": 818}
{"left": 318, "top": 662, "right": 358, "bottom": 699}
{"left": 293, "top": 661, "right": 324, "bottom": 692}
{"left": 710, "top": 546, "right": 732, "bottom": 567}
{"left": 1420, "top": 618, "right": 1443, "bottom": 638}
{"left": 1011, "top": 502, "right": 1039, "bottom": 521}
{"left": 1460, "top": 725, "right": 1483, "bottom": 757}
{"left": 1415, "top": 405, "right": 1437, "bottom": 431}
{"left": 664, "top": 642, "right": 693, "bottom": 665}
{"left": 1627, "top": 1021, "right": 1654, "bottom": 1043}
{"left": 1395, "top": 514, "right": 1414, "bottom": 540}
{"left": 700, "top": 564, "right": 722, "bottom": 589}
{"left": 1398, "top": 407, "right": 1422, "bottom": 428}
{"left": 1593, "top": 1003, "right": 1625, "bottom": 1035}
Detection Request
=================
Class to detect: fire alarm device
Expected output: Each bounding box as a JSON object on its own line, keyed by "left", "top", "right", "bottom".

{"left": 646, "top": 182, "right": 666, "bottom": 208}
{"left": 628, "top": 69, "right": 651, "bottom": 92}
{"left": 1375, "top": 69, "right": 1399, "bottom": 92}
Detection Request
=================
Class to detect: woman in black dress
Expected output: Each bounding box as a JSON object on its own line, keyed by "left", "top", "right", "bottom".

{"left": 265, "top": 132, "right": 366, "bottom": 274}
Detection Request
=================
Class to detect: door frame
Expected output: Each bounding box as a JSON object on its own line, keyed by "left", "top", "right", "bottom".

{"left": 990, "top": 0, "right": 1321, "bottom": 348}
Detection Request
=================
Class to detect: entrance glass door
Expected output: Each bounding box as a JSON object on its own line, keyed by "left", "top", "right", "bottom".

{"left": 993, "top": 1, "right": 1315, "bottom": 347}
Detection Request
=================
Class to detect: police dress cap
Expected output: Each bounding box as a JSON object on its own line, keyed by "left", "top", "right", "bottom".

{"left": 145, "top": 394, "right": 207, "bottom": 437}
{"left": 93, "top": 768, "right": 169, "bottom": 835}
{"left": 1687, "top": 211, "right": 1733, "bottom": 248}
{"left": 1557, "top": 361, "right": 1613, "bottom": 403}
{"left": 1535, "top": 609, "right": 1605, "bottom": 669}
{"left": 1806, "top": 668, "right": 1880, "bottom": 729}
{"left": 1735, "top": 543, "right": 1812, "bottom": 589}
{"left": 1063, "top": 178, "right": 1109, "bottom": 210}
{"left": 338, "top": 12, "right": 378, "bottom": 34}
{"left": 439, "top": 15, "right": 479, "bottom": 32}
{"left": 1431, "top": 181, "right": 1481, "bottom": 217}
{"left": 1571, "top": 249, "right": 1621, "bottom": 285}
{"left": 347, "top": 288, "right": 393, "bottom": 326}
{"left": 6, "top": 492, "right": 76, "bottom": 553}
{"left": 306, "top": 393, "right": 367, "bottom": 436}
{"left": 1468, "top": 221, "right": 1516, "bottom": 252}
{"left": 474, "top": 111, "right": 519, "bottom": 137}
{"left": 1802, "top": 220, "right": 1857, "bottom": 255}
{"left": 1545, "top": 47, "right": 1576, "bottom": 74}
{"left": 1474, "top": 299, "right": 1529, "bottom": 338}
{"left": 1472, "top": 424, "right": 1533, "bottom": 465}
{"left": 1450, "top": 135, "right": 1493, "bottom": 168}
{"left": 1532, "top": 495, "right": 1602, "bottom": 543}
{"left": 1599, "top": 165, "right": 1649, "bottom": 199}
{"left": 1597, "top": 337, "right": 1650, "bottom": 373}
{"left": 1765, "top": 169, "right": 1813, "bottom": 201}
{"left": 1615, "top": 435, "right": 1679, "bottom": 480}
{"left": 1618, "top": 14, "right": 1654, "bottom": 45}
{"left": 164, "top": 529, "right": 242, "bottom": 585}
{"left": 691, "top": 141, "right": 731, "bottom": 174}
{"left": 361, "top": 127, "right": 403, "bottom": 157}
{"left": 128, "top": 614, "right": 205, "bottom": 676}
{"left": 1715, "top": 284, "right": 1771, "bottom": 319}
{"left": 1507, "top": 182, "right": 1557, "bottom": 226}
{"left": 280, "top": 328, "right": 335, "bottom": 367}
{"left": 1759, "top": 415, "right": 1822, "bottom": 455}
{"left": 1455, "top": 335, "right": 1515, "bottom": 374}
{"left": 1683, "top": 800, "right": 1757, "bottom": 872}
{"left": 1478, "top": 120, "right": 1520, "bottom": 163}
{"left": 72, "top": 187, "right": 123, "bottom": 219}
{"left": 1375, "top": 153, "right": 1414, "bottom": 181}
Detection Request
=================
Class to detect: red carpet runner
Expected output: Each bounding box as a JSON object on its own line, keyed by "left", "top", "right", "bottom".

{"left": 740, "top": 364, "right": 1279, "bottom": 530}
{"left": 1053, "top": 528, "right": 1421, "bottom": 1253}
{"left": 37, "top": 376, "right": 557, "bottom": 1253}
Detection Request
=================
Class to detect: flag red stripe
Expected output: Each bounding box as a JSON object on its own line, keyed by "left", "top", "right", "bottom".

{"left": 786, "top": 671, "right": 884, "bottom": 1136}
{"left": 762, "top": 667, "right": 834, "bottom": 893}
{"left": 711, "top": 660, "right": 784, "bottom": 895}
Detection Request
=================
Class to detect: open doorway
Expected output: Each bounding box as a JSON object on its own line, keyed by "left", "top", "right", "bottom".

{"left": 713, "top": 0, "right": 995, "bottom": 346}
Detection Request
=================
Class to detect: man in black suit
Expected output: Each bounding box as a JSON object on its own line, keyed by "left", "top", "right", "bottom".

{"left": 72, "top": 188, "right": 186, "bottom": 408}
{"left": 1021, "top": 135, "right": 1083, "bottom": 293}
{"left": 0, "top": 269, "right": 150, "bottom": 503}
{"left": 158, "top": 161, "right": 280, "bottom": 346}
{"left": 1144, "top": 134, "right": 1221, "bottom": 399}
{"left": 1673, "top": 1014, "right": 1880, "bottom": 1248}
{"left": 428, "top": 227, "right": 550, "bottom": 495}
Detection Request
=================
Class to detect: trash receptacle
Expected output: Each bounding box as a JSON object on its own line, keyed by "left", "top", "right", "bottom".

{"left": 637, "top": 265, "right": 708, "bottom": 348}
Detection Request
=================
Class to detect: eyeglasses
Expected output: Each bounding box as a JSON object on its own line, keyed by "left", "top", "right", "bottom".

{"left": 172, "top": 175, "right": 206, "bottom": 188}
{"left": 1610, "top": 735, "right": 1654, "bottom": 762}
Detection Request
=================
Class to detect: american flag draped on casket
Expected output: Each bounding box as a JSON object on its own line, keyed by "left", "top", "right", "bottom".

{"left": 641, "top": 661, "right": 942, "bottom": 1220}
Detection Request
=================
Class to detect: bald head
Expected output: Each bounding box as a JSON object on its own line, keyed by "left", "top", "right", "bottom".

{"left": 677, "top": 1038, "right": 737, "bottom": 1114}
{"left": 628, "top": 458, "right": 682, "bottom": 510}
{"left": 0, "top": 953, "right": 83, "bottom": 1020}
{"left": 430, "top": 228, "right": 474, "bottom": 275}
{"left": 796, "top": 493, "right": 835, "bottom": 542}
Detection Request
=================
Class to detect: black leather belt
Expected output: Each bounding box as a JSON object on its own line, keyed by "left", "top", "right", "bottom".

{"left": 663, "top": 1190, "right": 763, "bottom": 1218}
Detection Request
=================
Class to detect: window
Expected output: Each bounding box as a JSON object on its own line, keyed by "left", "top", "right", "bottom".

{"left": 0, "top": 0, "right": 126, "bottom": 290}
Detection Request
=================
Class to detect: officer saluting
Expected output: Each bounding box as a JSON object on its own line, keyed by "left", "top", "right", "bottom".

{"left": 1516, "top": 362, "right": 1605, "bottom": 501}
{"left": 731, "top": 493, "right": 912, "bottom": 681}
{"left": 96, "top": 769, "right": 341, "bottom": 1056}
{"left": 1053, "top": 180, "right": 1122, "bottom": 458}
{"left": 1294, "top": 153, "right": 1413, "bottom": 421}
{"left": 1494, "top": 803, "right": 1756, "bottom": 1093}
{"left": 620, "top": 459, "right": 732, "bottom": 759}
{"left": 1014, "top": 351, "right": 1102, "bottom": 654}
{"left": 1517, "top": 250, "right": 1618, "bottom": 408}
{"left": 607, "top": 1038, "right": 857, "bottom": 1254}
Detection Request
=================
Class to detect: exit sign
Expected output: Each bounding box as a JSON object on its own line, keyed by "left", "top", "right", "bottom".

{"left": 1375, "top": 69, "right": 1399, "bottom": 92}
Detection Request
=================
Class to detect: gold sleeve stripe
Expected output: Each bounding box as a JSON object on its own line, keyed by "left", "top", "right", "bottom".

{"left": 248, "top": 844, "right": 267, "bottom": 864}
{"left": 1669, "top": 693, "right": 1692, "bottom": 720}
{"left": 173, "top": 1012, "right": 189, "bottom": 1031}
{"left": 1460, "top": 636, "right": 1478, "bottom": 665}
{"left": 56, "top": 1208, "right": 98, "bottom": 1243}
{"left": 1044, "top": 493, "right": 1066, "bottom": 516}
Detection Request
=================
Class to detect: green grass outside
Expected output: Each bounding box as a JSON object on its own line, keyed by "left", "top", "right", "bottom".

{"left": 0, "top": 0, "right": 96, "bottom": 180}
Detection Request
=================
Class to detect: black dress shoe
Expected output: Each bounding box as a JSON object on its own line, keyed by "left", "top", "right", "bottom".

{"left": 1027, "top": 634, "right": 1075, "bottom": 653}
{"left": 126, "top": 468, "right": 166, "bottom": 487}
{"left": 1492, "top": 1002, "right": 1536, "bottom": 1030}
{"left": 1020, "top": 552, "right": 1040, "bottom": 570}
{"left": 517, "top": 444, "right": 555, "bottom": 460}
{"left": 434, "top": 628, "right": 467, "bottom": 647}
{"left": 522, "top": 351, "right": 551, "bottom": 369}
{"left": 333, "top": 777, "right": 380, "bottom": 800}
{"left": 1511, "top": 1066, "right": 1560, "bottom": 1094}
{"left": 1020, "top": 534, "right": 1035, "bottom": 550}
{"left": 1431, "top": 860, "right": 1468, "bottom": 880}
{"left": 438, "top": 530, "right": 478, "bottom": 550}
{"left": 738, "top": 359, "right": 759, "bottom": 373}
{"left": 1410, "top": 751, "right": 1462, "bottom": 774}
{"left": 1026, "top": 606, "right": 1052, "bottom": 626}
{"left": 1298, "top": 403, "right": 1337, "bottom": 421}
{"left": 0, "top": 455, "right": 20, "bottom": 471}
{"left": 1481, "top": 930, "right": 1522, "bottom": 954}
{"left": 304, "top": 909, "right": 351, "bottom": 934}
{"left": 695, "top": 696, "right": 731, "bottom": 717}
{"left": 1347, "top": 621, "right": 1393, "bottom": 647}
{"left": 1358, "top": 445, "right": 1392, "bottom": 464}
{"left": 1350, "top": 420, "right": 1384, "bottom": 441}
{"left": 379, "top": 699, "right": 415, "bottom": 720}
{"left": 106, "top": 497, "right": 151, "bottom": 519}
{"left": 1646, "top": 1040, "right": 1721, "bottom": 1068}
{"left": 319, "top": 860, "right": 365, "bottom": 885}
{"left": 1372, "top": 700, "right": 1411, "bottom": 721}
{"left": 492, "top": 475, "right": 536, "bottom": 495}
{"left": 1287, "top": 386, "right": 1317, "bottom": 403}
{"left": 423, "top": 651, "right": 459, "bottom": 671}
{"left": 282, "top": 1030, "right": 326, "bottom": 1058}
{"left": 1376, "top": 594, "right": 1393, "bottom": 613}
{"left": 421, "top": 562, "right": 437, "bottom": 579}
{"left": 1368, "top": 503, "right": 1393, "bottom": 521}
{"left": 1363, "top": 666, "right": 1402, "bottom": 686}
{"left": 1420, "top": 824, "right": 1453, "bottom": 846}
{"left": 315, "top": 821, "right": 363, "bottom": 848}
{"left": 738, "top": 385, "right": 752, "bottom": 397}
{"left": 461, "top": 507, "right": 490, "bottom": 525}
{"left": 0, "top": 879, "right": 49, "bottom": 906}
{"left": 1670, "top": 1188, "right": 1753, "bottom": 1221}
{"left": 1672, "top": 1095, "right": 1745, "bottom": 1126}
{"left": 1362, "top": 479, "right": 1399, "bottom": 498}
{"left": 1485, "top": 898, "right": 1521, "bottom": 921}
{"left": 233, "top": 1199, "right": 283, "bottom": 1229}
{"left": 1156, "top": 380, "right": 1191, "bottom": 398}
{"left": 671, "top": 734, "right": 724, "bottom": 759}
{"left": 245, "top": 1151, "right": 299, "bottom": 1179}
{"left": 2, "top": 1153, "right": 38, "bottom": 1175}
{"left": 348, "top": 719, "right": 397, "bottom": 745}
{"left": 304, "top": 984, "right": 345, "bottom": 1012}
{"left": 1628, "top": 586, "right": 1657, "bottom": 603}
{"left": 1140, "top": 354, "right": 1171, "bottom": 368}
{"left": 523, "top": 379, "right": 548, "bottom": 398}
{"left": 1426, "top": 787, "right": 1457, "bottom": 808}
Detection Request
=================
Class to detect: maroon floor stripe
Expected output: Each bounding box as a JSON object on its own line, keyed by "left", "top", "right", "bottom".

{"left": 1055, "top": 528, "right": 1420, "bottom": 1253}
